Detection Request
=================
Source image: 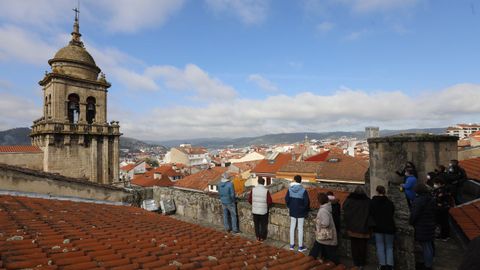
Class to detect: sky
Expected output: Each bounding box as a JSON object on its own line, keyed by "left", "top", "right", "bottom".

{"left": 0, "top": 0, "right": 480, "bottom": 141}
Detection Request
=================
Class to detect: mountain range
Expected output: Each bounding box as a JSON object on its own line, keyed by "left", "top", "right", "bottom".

{"left": 0, "top": 127, "right": 446, "bottom": 150}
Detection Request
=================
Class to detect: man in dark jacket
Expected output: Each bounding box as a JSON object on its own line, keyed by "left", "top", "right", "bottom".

{"left": 218, "top": 173, "right": 239, "bottom": 233}
{"left": 410, "top": 184, "right": 436, "bottom": 270}
{"left": 446, "top": 159, "right": 467, "bottom": 205}
{"left": 370, "top": 185, "right": 395, "bottom": 270}
{"left": 433, "top": 178, "right": 452, "bottom": 240}
{"left": 343, "top": 186, "right": 371, "bottom": 269}
{"left": 285, "top": 175, "right": 310, "bottom": 252}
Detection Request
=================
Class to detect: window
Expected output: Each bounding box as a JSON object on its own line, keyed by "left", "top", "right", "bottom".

{"left": 67, "top": 94, "right": 80, "bottom": 123}
{"left": 86, "top": 96, "right": 96, "bottom": 124}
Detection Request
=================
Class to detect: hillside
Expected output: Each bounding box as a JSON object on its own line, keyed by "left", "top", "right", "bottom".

{"left": 0, "top": 127, "right": 165, "bottom": 152}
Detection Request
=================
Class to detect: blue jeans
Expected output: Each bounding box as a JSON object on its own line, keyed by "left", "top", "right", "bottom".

{"left": 222, "top": 203, "right": 238, "bottom": 232}
{"left": 420, "top": 241, "right": 434, "bottom": 268}
{"left": 375, "top": 233, "right": 394, "bottom": 266}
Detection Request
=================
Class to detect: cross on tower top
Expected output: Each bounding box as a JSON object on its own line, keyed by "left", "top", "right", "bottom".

{"left": 73, "top": 7, "right": 80, "bottom": 21}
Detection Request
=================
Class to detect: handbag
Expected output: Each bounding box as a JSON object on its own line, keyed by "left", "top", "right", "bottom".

{"left": 315, "top": 226, "right": 333, "bottom": 241}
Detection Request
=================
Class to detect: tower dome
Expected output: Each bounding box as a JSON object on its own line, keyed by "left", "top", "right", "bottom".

{"left": 48, "top": 11, "right": 100, "bottom": 81}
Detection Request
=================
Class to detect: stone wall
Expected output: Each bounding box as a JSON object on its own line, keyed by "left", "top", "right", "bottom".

{"left": 0, "top": 163, "right": 132, "bottom": 203}
{"left": 368, "top": 134, "right": 458, "bottom": 196}
{"left": 0, "top": 152, "right": 43, "bottom": 170}
{"left": 153, "top": 186, "right": 382, "bottom": 266}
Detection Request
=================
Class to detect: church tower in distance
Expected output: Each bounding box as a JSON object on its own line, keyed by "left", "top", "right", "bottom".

{"left": 30, "top": 10, "right": 121, "bottom": 184}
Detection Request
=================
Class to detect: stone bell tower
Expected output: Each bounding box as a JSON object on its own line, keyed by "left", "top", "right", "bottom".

{"left": 30, "top": 9, "right": 121, "bottom": 184}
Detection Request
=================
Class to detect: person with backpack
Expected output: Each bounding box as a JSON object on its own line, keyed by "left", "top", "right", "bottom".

{"left": 285, "top": 175, "right": 310, "bottom": 252}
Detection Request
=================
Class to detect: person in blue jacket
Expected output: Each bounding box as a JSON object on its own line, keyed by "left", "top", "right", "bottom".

{"left": 401, "top": 168, "right": 417, "bottom": 209}
{"left": 218, "top": 173, "right": 239, "bottom": 233}
{"left": 285, "top": 175, "right": 310, "bottom": 252}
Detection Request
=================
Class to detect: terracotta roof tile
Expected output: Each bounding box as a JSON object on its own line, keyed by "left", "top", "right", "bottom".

{"left": 251, "top": 153, "right": 292, "bottom": 175}
{"left": 0, "top": 194, "right": 340, "bottom": 269}
{"left": 450, "top": 199, "right": 480, "bottom": 240}
{"left": 316, "top": 152, "right": 368, "bottom": 183}
{"left": 174, "top": 167, "right": 227, "bottom": 192}
{"left": 120, "top": 164, "right": 136, "bottom": 171}
{"left": 459, "top": 157, "right": 480, "bottom": 182}
{"left": 0, "top": 145, "right": 42, "bottom": 153}
{"left": 271, "top": 187, "right": 349, "bottom": 209}
{"left": 278, "top": 161, "right": 323, "bottom": 174}
{"left": 304, "top": 151, "right": 330, "bottom": 162}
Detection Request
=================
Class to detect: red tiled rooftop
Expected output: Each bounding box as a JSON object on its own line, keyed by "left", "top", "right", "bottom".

{"left": 251, "top": 153, "right": 292, "bottom": 175}
{"left": 131, "top": 173, "right": 174, "bottom": 188}
{"left": 304, "top": 151, "right": 330, "bottom": 162}
{"left": 0, "top": 195, "right": 342, "bottom": 270}
{"left": 0, "top": 145, "right": 42, "bottom": 153}
{"left": 120, "top": 164, "right": 136, "bottom": 172}
{"left": 174, "top": 167, "right": 227, "bottom": 192}
{"left": 271, "top": 187, "right": 350, "bottom": 209}
{"left": 450, "top": 199, "right": 480, "bottom": 240}
{"left": 459, "top": 157, "right": 480, "bottom": 182}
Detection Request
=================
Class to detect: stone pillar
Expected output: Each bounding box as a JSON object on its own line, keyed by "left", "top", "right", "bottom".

{"left": 112, "top": 136, "right": 119, "bottom": 183}
{"left": 102, "top": 136, "right": 109, "bottom": 184}
{"left": 368, "top": 134, "right": 458, "bottom": 196}
{"left": 90, "top": 137, "right": 98, "bottom": 182}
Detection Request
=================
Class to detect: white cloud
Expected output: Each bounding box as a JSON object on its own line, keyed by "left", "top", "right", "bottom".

{"left": 344, "top": 29, "right": 369, "bottom": 40}
{"left": 0, "top": 91, "right": 41, "bottom": 130}
{"left": 341, "top": 0, "right": 420, "bottom": 14}
{"left": 316, "top": 22, "right": 334, "bottom": 33}
{"left": 118, "top": 83, "right": 480, "bottom": 140}
{"left": 0, "top": 0, "right": 70, "bottom": 29}
{"left": 247, "top": 74, "right": 279, "bottom": 93}
{"left": 146, "top": 64, "right": 237, "bottom": 100}
{"left": 205, "top": 0, "right": 270, "bottom": 25}
{"left": 0, "top": 25, "right": 58, "bottom": 65}
{"left": 91, "top": 0, "right": 185, "bottom": 33}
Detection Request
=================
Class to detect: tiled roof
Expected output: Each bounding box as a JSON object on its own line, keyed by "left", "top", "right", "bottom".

{"left": 231, "top": 160, "right": 261, "bottom": 172}
{"left": 174, "top": 167, "right": 227, "bottom": 192}
{"left": 277, "top": 161, "right": 323, "bottom": 174}
{"left": 0, "top": 195, "right": 344, "bottom": 270}
{"left": 450, "top": 199, "right": 480, "bottom": 240}
{"left": 469, "top": 131, "right": 480, "bottom": 142}
{"left": 316, "top": 153, "right": 368, "bottom": 183}
{"left": 131, "top": 173, "right": 173, "bottom": 188}
{"left": 176, "top": 147, "right": 208, "bottom": 155}
{"left": 151, "top": 165, "right": 184, "bottom": 178}
{"left": 120, "top": 164, "right": 136, "bottom": 172}
{"left": 271, "top": 187, "right": 349, "bottom": 209}
{"left": 304, "top": 151, "right": 330, "bottom": 162}
{"left": 0, "top": 145, "right": 42, "bottom": 153}
{"left": 459, "top": 157, "right": 480, "bottom": 182}
{"left": 251, "top": 153, "right": 292, "bottom": 175}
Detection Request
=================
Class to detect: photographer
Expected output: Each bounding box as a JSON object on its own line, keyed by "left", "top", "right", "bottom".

{"left": 446, "top": 160, "right": 467, "bottom": 205}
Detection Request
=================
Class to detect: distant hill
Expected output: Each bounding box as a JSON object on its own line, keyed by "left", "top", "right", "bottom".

{"left": 155, "top": 128, "right": 446, "bottom": 149}
{"left": 0, "top": 127, "right": 31, "bottom": 145}
{"left": 0, "top": 127, "right": 166, "bottom": 152}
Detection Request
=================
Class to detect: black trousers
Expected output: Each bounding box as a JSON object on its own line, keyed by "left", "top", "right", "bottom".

{"left": 309, "top": 241, "right": 339, "bottom": 264}
{"left": 435, "top": 208, "right": 450, "bottom": 238}
{"left": 253, "top": 213, "right": 269, "bottom": 240}
{"left": 351, "top": 237, "right": 368, "bottom": 267}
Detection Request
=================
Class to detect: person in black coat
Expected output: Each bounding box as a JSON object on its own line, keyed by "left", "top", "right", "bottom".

{"left": 410, "top": 183, "right": 436, "bottom": 270}
{"left": 343, "top": 186, "right": 371, "bottom": 269}
{"left": 446, "top": 159, "right": 467, "bottom": 205}
{"left": 370, "top": 185, "right": 395, "bottom": 270}
{"left": 326, "top": 191, "right": 341, "bottom": 235}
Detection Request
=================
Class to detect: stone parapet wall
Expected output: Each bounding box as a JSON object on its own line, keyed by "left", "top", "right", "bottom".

{"left": 0, "top": 163, "right": 132, "bottom": 203}
{"left": 0, "top": 152, "right": 43, "bottom": 171}
{"left": 153, "top": 186, "right": 414, "bottom": 268}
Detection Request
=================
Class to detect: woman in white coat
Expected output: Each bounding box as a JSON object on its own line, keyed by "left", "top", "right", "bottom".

{"left": 308, "top": 193, "right": 339, "bottom": 264}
